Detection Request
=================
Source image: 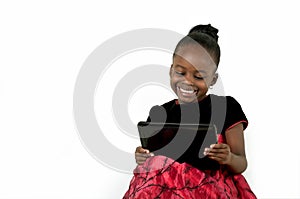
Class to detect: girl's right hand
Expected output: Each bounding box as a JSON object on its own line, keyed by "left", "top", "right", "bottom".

{"left": 135, "top": 146, "right": 154, "bottom": 165}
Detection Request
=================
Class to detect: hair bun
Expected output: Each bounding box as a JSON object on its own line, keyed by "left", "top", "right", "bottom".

{"left": 188, "top": 24, "right": 219, "bottom": 42}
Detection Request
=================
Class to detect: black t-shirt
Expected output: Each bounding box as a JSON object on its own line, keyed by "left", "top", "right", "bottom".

{"left": 146, "top": 94, "right": 248, "bottom": 170}
{"left": 156, "top": 94, "right": 248, "bottom": 134}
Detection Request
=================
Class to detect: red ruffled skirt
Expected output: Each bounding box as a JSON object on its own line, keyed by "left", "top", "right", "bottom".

{"left": 123, "top": 156, "right": 256, "bottom": 199}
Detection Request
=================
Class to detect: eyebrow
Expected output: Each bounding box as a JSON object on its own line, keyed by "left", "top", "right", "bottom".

{"left": 174, "top": 64, "right": 208, "bottom": 75}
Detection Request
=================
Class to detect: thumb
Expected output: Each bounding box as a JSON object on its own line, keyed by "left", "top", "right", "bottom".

{"left": 136, "top": 146, "right": 150, "bottom": 153}
{"left": 142, "top": 149, "right": 150, "bottom": 153}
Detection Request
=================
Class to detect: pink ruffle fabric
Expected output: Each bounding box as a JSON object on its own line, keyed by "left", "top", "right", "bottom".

{"left": 123, "top": 155, "right": 256, "bottom": 199}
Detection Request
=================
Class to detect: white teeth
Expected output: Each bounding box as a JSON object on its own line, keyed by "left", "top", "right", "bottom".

{"left": 179, "top": 87, "right": 195, "bottom": 94}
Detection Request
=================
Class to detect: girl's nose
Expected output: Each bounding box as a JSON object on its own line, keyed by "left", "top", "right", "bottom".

{"left": 182, "top": 73, "right": 194, "bottom": 85}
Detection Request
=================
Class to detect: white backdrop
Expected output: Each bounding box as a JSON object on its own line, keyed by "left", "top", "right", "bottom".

{"left": 1, "top": 1, "right": 300, "bottom": 198}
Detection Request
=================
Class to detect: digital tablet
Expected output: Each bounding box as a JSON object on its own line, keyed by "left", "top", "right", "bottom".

{"left": 137, "top": 121, "right": 218, "bottom": 162}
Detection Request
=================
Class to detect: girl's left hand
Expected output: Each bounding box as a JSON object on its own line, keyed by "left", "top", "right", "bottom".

{"left": 204, "top": 143, "right": 232, "bottom": 165}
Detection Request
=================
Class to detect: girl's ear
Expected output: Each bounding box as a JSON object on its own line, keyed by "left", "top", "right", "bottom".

{"left": 210, "top": 73, "right": 218, "bottom": 86}
{"left": 169, "top": 64, "right": 173, "bottom": 77}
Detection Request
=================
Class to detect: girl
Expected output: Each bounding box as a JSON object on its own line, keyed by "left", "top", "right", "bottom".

{"left": 123, "top": 24, "right": 256, "bottom": 199}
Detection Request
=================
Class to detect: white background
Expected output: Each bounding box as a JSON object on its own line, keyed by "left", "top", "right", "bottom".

{"left": 1, "top": 0, "right": 300, "bottom": 198}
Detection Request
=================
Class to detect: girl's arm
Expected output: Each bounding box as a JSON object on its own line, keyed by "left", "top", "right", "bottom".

{"left": 224, "top": 123, "right": 247, "bottom": 173}
{"left": 204, "top": 123, "right": 247, "bottom": 174}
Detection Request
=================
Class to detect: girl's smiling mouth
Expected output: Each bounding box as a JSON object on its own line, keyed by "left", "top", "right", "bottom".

{"left": 177, "top": 86, "right": 198, "bottom": 97}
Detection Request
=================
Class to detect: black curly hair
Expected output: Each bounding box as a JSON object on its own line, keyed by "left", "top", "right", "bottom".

{"left": 174, "top": 24, "right": 221, "bottom": 67}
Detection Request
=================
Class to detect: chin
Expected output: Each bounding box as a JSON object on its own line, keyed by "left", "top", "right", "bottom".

{"left": 178, "top": 97, "right": 198, "bottom": 104}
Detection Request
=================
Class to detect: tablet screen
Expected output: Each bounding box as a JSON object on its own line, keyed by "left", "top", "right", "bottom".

{"left": 137, "top": 122, "right": 218, "bottom": 161}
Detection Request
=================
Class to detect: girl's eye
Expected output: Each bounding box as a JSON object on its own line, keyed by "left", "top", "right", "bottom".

{"left": 194, "top": 76, "right": 204, "bottom": 80}
{"left": 175, "top": 71, "right": 184, "bottom": 76}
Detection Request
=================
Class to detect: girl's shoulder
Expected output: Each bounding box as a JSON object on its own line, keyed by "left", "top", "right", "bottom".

{"left": 208, "top": 94, "right": 248, "bottom": 132}
{"left": 209, "top": 94, "right": 242, "bottom": 107}
{"left": 160, "top": 99, "right": 177, "bottom": 110}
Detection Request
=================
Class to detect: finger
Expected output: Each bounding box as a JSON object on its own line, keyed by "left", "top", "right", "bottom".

{"left": 209, "top": 144, "right": 230, "bottom": 155}
{"left": 205, "top": 150, "right": 228, "bottom": 161}
{"left": 206, "top": 148, "right": 229, "bottom": 155}
{"left": 210, "top": 143, "right": 228, "bottom": 149}
{"left": 135, "top": 146, "right": 141, "bottom": 153}
{"left": 136, "top": 147, "right": 150, "bottom": 154}
{"left": 203, "top": 147, "right": 211, "bottom": 156}
{"left": 136, "top": 154, "right": 154, "bottom": 165}
{"left": 204, "top": 147, "right": 226, "bottom": 156}
{"left": 207, "top": 155, "right": 225, "bottom": 163}
{"left": 136, "top": 146, "right": 147, "bottom": 153}
{"left": 141, "top": 149, "right": 150, "bottom": 153}
{"left": 209, "top": 152, "right": 227, "bottom": 159}
{"left": 136, "top": 156, "right": 148, "bottom": 164}
{"left": 207, "top": 152, "right": 227, "bottom": 161}
{"left": 135, "top": 152, "right": 152, "bottom": 158}
{"left": 136, "top": 160, "right": 145, "bottom": 165}
{"left": 206, "top": 151, "right": 231, "bottom": 165}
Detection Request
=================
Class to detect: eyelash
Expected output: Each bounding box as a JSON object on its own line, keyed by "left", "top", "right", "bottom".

{"left": 194, "top": 76, "right": 204, "bottom": 80}
{"left": 175, "top": 71, "right": 204, "bottom": 80}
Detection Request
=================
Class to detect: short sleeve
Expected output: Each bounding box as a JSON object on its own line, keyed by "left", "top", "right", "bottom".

{"left": 145, "top": 99, "right": 177, "bottom": 123}
{"left": 223, "top": 96, "right": 248, "bottom": 132}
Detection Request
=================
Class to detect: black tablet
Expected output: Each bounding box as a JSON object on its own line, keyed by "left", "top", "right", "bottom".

{"left": 137, "top": 121, "right": 218, "bottom": 161}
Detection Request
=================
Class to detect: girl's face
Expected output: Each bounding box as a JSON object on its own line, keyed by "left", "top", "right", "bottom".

{"left": 170, "top": 44, "right": 217, "bottom": 104}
